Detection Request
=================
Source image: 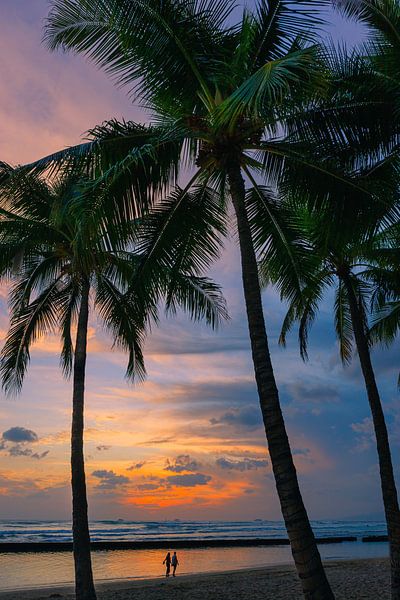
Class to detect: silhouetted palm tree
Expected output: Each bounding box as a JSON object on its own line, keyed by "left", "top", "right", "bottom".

{"left": 259, "top": 196, "right": 400, "bottom": 599}
{"left": 0, "top": 167, "right": 226, "bottom": 600}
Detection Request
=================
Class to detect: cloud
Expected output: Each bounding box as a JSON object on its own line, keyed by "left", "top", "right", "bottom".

{"left": 8, "top": 445, "right": 34, "bottom": 458}
{"left": 215, "top": 457, "right": 268, "bottom": 471}
{"left": 141, "top": 437, "right": 175, "bottom": 446}
{"left": 175, "top": 380, "right": 256, "bottom": 409}
{"left": 127, "top": 461, "right": 146, "bottom": 471}
{"left": 164, "top": 455, "right": 200, "bottom": 473}
{"left": 351, "top": 418, "right": 374, "bottom": 435}
{"left": 7, "top": 445, "right": 49, "bottom": 460}
{"left": 210, "top": 405, "right": 262, "bottom": 431}
{"left": 331, "top": 341, "right": 400, "bottom": 385}
{"left": 285, "top": 382, "right": 340, "bottom": 415}
{"left": 31, "top": 451, "right": 50, "bottom": 460}
{"left": 292, "top": 448, "right": 311, "bottom": 457}
{"left": 166, "top": 473, "right": 212, "bottom": 487}
{"left": 1, "top": 426, "right": 49, "bottom": 460}
{"left": 92, "top": 470, "right": 130, "bottom": 489}
{"left": 96, "top": 445, "right": 111, "bottom": 451}
{"left": 2, "top": 426, "right": 38, "bottom": 443}
{"left": 136, "top": 483, "right": 160, "bottom": 491}
{"left": 351, "top": 417, "right": 375, "bottom": 452}
{"left": 146, "top": 321, "right": 249, "bottom": 356}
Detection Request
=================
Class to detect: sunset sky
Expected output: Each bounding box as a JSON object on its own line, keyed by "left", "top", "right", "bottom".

{"left": 0, "top": 0, "right": 398, "bottom": 523}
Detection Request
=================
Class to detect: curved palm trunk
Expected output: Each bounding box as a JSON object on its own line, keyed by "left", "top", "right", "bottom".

{"left": 342, "top": 273, "right": 400, "bottom": 600}
{"left": 71, "top": 278, "right": 97, "bottom": 600}
{"left": 228, "top": 164, "right": 334, "bottom": 600}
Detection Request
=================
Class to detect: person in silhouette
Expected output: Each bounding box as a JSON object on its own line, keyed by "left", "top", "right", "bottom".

{"left": 163, "top": 552, "right": 171, "bottom": 577}
{"left": 171, "top": 551, "right": 179, "bottom": 576}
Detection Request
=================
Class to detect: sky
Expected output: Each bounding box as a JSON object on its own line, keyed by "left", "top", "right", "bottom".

{"left": 0, "top": 0, "right": 398, "bottom": 523}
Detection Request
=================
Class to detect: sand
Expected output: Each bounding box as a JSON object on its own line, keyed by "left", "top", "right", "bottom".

{"left": 0, "top": 558, "right": 390, "bottom": 600}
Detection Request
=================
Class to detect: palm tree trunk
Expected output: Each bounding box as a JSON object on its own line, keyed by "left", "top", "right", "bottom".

{"left": 71, "top": 278, "right": 97, "bottom": 600}
{"left": 228, "top": 163, "right": 334, "bottom": 600}
{"left": 342, "top": 272, "right": 400, "bottom": 600}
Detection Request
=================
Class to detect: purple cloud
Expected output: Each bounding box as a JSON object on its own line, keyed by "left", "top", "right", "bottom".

{"left": 3, "top": 426, "right": 38, "bottom": 443}
{"left": 92, "top": 470, "right": 130, "bottom": 489}
{"left": 166, "top": 473, "right": 211, "bottom": 487}
{"left": 127, "top": 461, "right": 146, "bottom": 471}
{"left": 216, "top": 457, "right": 268, "bottom": 471}
{"left": 164, "top": 455, "right": 200, "bottom": 473}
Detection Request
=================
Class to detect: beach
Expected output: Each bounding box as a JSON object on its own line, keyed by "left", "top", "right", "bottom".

{"left": 0, "top": 520, "right": 388, "bottom": 592}
{"left": 0, "top": 558, "right": 390, "bottom": 600}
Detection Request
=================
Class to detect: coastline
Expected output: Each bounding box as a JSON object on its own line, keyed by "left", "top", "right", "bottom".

{"left": 0, "top": 536, "right": 362, "bottom": 552}
{"left": 0, "top": 558, "right": 390, "bottom": 600}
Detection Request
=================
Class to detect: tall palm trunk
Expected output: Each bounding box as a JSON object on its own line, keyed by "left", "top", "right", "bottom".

{"left": 342, "top": 272, "right": 400, "bottom": 600}
{"left": 228, "top": 163, "right": 334, "bottom": 600}
{"left": 71, "top": 278, "right": 97, "bottom": 600}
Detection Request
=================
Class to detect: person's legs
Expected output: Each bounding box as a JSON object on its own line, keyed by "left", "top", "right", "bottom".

{"left": 166, "top": 565, "right": 170, "bottom": 577}
{"left": 172, "top": 565, "right": 176, "bottom": 576}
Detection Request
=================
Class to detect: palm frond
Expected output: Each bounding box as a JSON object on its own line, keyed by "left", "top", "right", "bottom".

{"left": 22, "top": 121, "right": 183, "bottom": 221}
{"left": 245, "top": 181, "right": 312, "bottom": 306}
{"left": 257, "top": 138, "right": 398, "bottom": 228}
{"left": 1, "top": 162, "right": 52, "bottom": 207}
{"left": 281, "top": 267, "right": 332, "bottom": 359}
{"left": 215, "top": 45, "right": 321, "bottom": 127}
{"left": 94, "top": 273, "right": 146, "bottom": 381}
{"left": 370, "top": 300, "right": 400, "bottom": 346}
{"left": 334, "top": 279, "right": 354, "bottom": 364}
{"left": 59, "top": 284, "right": 80, "bottom": 378}
{"left": 251, "top": 0, "right": 327, "bottom": 65}
{"left": 132, "top": 181, "right": 227, "bottom": 302}
{"left": 333, "top": 0, "right": 400, "bottom": 51}
{"left": 297, "top": 291, "right": 323, "bottom": 361}
{"left": 44, "top": 0, "right": 235, "bottom": 111}
{"left": 1, "top": 278, "right": 65, "bottom": 395}
{"left": 164, "top": 273, "right": 228, "bottom": 329}
{"left": 282, "top": 42, "right": 400, "bottom": 171}
{"left": 8, "top": 256, "right": 64, "bottom": 314}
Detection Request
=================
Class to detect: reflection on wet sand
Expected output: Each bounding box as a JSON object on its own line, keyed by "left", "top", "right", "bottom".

{"left": 0, "top": 542, "right": 389, "bottom": 591}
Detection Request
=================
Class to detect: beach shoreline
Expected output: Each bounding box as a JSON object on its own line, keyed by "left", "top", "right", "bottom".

{"left": 0, "top": 557, "right": 390, "bottom": 600}
{"left": 0, "top": 536, "right": 363, "bottom": 552}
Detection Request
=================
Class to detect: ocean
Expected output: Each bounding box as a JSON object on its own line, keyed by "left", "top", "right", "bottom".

{"left": 0, "top": 518, "right": 387, "bottom": 543}
{"left": 0, "top": 520, "right": 389, "bottom": 591}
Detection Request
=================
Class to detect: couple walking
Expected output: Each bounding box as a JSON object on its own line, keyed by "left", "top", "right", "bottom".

{"left": 163, "top": 551, "right": 179, "bottom": 577}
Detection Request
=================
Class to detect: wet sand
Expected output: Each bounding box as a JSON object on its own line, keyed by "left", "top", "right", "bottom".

{"left": 0, "top": 557, "right": 390, "bottom": 600}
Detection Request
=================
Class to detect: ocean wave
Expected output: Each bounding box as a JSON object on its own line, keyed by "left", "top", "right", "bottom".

{"left": 0, "top": 519, "right": 387, "bottom": 544}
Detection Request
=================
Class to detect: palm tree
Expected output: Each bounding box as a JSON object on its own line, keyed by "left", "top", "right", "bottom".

{"left": 11, "top": 1, "right": 394, "bottom": 596}
{"left": 0, "top": 167, "right": 227, "bottom": 600}
{"left": 261, "top": 198, "right": 400, "bottom": 599}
